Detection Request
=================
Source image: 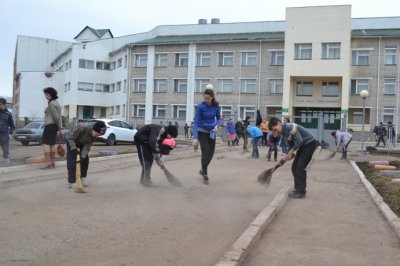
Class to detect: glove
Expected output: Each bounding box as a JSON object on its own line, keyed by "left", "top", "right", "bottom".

{"left": 153, "top": 153, "right": 164, "bottom": 167}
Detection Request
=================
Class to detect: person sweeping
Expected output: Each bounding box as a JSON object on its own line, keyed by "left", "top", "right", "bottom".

{"left": 134, "top": 124, "right": 178, "bottom": 187}
{"left": 268, "top": 117, "right": 317, "bottom": 198}
{"left": 331, "top": 130, "right": 352, "bottom": 160}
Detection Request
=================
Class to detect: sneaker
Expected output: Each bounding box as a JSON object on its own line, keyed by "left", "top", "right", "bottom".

{"left": 81, "top": 177, "right": 88, "bottom": 187}
{"left": 143, "top": 178, "right": 154, "bottom": 187}
{"left": 202, "top": 175, "right": 209, "bottom": 185}
{"left": 288, "top": 191, "right": 306, "bottom": 198}
{"left": 66, "top": 183, "right": 76, "bottom": 189}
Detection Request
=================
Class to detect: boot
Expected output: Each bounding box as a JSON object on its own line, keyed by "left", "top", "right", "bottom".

{"left": 40, "top": 152, "right": 52, "bottom": 169}
{"left": 50, "top": 151, "right": 56, "bottom": 168}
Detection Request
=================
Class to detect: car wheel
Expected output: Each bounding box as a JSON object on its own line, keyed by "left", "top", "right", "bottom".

{"left": 21, "top": 141, "right": 30, "bottom": 146}
{"left": 106, "top": 134, "right": 116, "bottom": 146}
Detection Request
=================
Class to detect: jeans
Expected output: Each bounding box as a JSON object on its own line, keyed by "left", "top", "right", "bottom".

{"left": 198, "top": 131, "right": 216, "bottom": 176}
{"left": 0, "top": 133, "right": 10, "bottom": 159}
{"left": 252, "top": 137, "right": 261, "bottom": 157}
{"left": 66, "top": 142, "right": 89, "bottom": 184}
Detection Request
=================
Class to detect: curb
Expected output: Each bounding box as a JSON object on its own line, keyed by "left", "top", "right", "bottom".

{"left": 215, "top": 186, "right": 290, "bottom": 266}
{"left": 350, "top": 160, "right": 400, "bottom": 240}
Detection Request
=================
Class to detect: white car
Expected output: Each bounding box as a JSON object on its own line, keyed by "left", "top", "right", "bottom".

{"left": 89, "top": 119, "right": 137, "bottom": 146}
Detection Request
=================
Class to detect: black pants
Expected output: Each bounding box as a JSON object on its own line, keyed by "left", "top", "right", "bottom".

{"left": 262, "top": 132, "right": 268, "bottom": 146}
{"left": 66, "top": 142, "right": 89, "bottom": 184}
{"left": 291, "top": 141, "right": 317, "bottom": 194}
{"left": 267, "top": 145, "right": 277, "bottom": 161}
{"left": 136, "top": 143, "right": 154, "bottom": 183}
{"left": 376, "top": 135, "right": 386, "bottom": 146}
{"left": 198, "top": 131, "right": 216, "bottom": 176}
{"left": 0, "top": 133, "right": 10, "bottom": 159}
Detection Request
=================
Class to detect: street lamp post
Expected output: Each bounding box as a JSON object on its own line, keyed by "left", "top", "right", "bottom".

{"left": 360, "top": 90, "right": 369, "bottom": 153}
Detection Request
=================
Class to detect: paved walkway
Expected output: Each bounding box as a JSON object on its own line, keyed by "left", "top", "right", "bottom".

{"left": 245, "top": 148, "right": 400, "bottom": 266}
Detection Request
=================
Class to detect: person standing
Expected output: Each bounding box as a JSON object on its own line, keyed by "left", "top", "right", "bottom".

{"left": 376, "top": 122, "right": 387, "bottom": 147}
{"left": 242, "top": 116, "right": 251, "bottom": 151}
{"left": 0, "top": 98, "right": 15, "bottom": 166}
{"left": 192, "top": 85, "right": 221, "bottom": 184}
{"left": 234, "top": 118, "right": 243, "bottom": 146}
{"left": 65, "top": 120, "right": 107, "bottom": 188}
{"left": 387, "top": 121, "right": 396, "bottom": 147}
{"left": 225, "top": 119, "right": 236, "bottom": 146}
{"left": 190, "top": 121, "right": 194, "bottom": 138}
{"left": 41, "top": 87, "right": 63, "bottom": 169}
{"left": 331, "top": 130, "right": 352, "bottom": 160}
{"left": 260, "top": 119, "right": 269, "bottom": 146}
{"left": 269, "top": 117, "right": 317, "bottom": 198}
{"left": 184, "top": 123, "right": 189, "bottom": 138}
{"left": 279, "top": 117, "right": 290, "bottom": 154}
{"left": 134, "top": 124, "right": 178, "bottom": 186}
{"left": 266, "top": 132, "right": 280, "bottom": 161}
{"left": 246, "top": 124, "right": 263, "bottom": 158}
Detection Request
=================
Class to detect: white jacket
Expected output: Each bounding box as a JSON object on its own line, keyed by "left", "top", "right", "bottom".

{"left": 335, "top": 131, "right": 352, "bottom": 149}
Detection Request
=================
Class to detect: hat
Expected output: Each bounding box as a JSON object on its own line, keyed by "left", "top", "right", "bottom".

{"left": 92, "top": 121, "right": 107, "bottom": 134}
{"left": 166, "top": 125, "right": 178, "bottom": 138}
{"left": 331, "top": 131, "right": 337, "bottom": 136}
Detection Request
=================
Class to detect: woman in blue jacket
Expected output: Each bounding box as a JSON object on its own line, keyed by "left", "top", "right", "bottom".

{"left": 193, "top": 86, "right": 221, "bottom": 184}
{"left": 246, "top": 124, "right": 263, "bottom": 158}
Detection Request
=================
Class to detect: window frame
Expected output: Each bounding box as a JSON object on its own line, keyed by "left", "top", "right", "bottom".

{"left": 294, "top": 43, "right": 312, "bottom": 60}
{"left": 384, "top": 78, "right": 396, "bottom": 95}
{"left": 132, "top": 104, "right": 146, "bottom": 117}
{"left": 174, "top": 79, "right": 187, "bottom": 93}
{"left": 154, "top": 79, "right": 168, "bottom": 92}
{"left": 321, "top": 42, "right": 341, "bottom": 59}
{"left": 352, "top": 50, "right": 370, "bottom": 65}
{"left": 216, "top": 79, "right": 233, "bottom": 93}
{"left": 350, "top": 79, "right": 369, "bottom": 95}
{"left": 155, "top": 53, "right": 168, "bottom": 67}
{"left": 133, "top": 79, "right": 146, "bottom": 92}
{"left": 195, "top": 79, "right": 211, "bottom": 93}
{"left": 173, "top": 105, "right": 187, "bottom": 119}
{"left": 241, "top": 52, "right": 257, "bottom": 66}
{"left": 218, "top": 52, "right": 234, "bottom": 66}
{"left": 322, "top": 81, "right": 339, "bottom": 97}
{"left": 196, "top": 52, "right": 211, "bottom": 67}
{"left": 296, "top": 81, "right": 313, "bottom": 96}
{"left": 134, "top": 54, "right": 148, "bottom": 68}
{"left": 153, "top": 105, "right": 166, "bottom": 118}
{"left": 270, "top": 50, "right": 284, "bottom": 66}
{"left": 175, "top": 53, "right": 189, "bottom": 67}
{"left": 385, "top": 48, "right": 397, "bottom": 65}
{"left": 240, "top": 79, "right": 257, "bottom": 94}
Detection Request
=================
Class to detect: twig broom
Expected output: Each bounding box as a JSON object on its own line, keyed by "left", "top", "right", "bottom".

{"left": 257, "top": 159, "right": 286, "bottom": 186}
{"left": 75, "top": 152, "right": 86, "bottom": 193}
{"left": 161, "top": 165, "right": 182, "bottom": 187}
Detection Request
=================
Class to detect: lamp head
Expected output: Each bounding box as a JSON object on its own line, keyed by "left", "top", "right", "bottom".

{"left": 360, "top": 90, "right": 369, "bottom": 98}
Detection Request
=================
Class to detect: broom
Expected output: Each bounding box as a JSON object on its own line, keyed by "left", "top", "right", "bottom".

{"left": 257, "top": 159, "right": 286, "bottom": 186}
{"left": 240, "top": 140, "right": 253, "bottom": 154}
{"left": 326, "top": 149, "right": 337, "bottom": 159}
{"left": 161, "top": 165, "right": 182, "bottom": 187}
{"left": 75, "top": 152, "right": 86, "bottom": 193}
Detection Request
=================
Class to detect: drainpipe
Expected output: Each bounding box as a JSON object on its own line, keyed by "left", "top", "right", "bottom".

{"left": 257, "top": 40, "right": 262, "bottom": 110}
{"left": 126, "top": 45, "right": 132, "bottom": 125}
{"left": 396, "top": 46, "right": 400, "bottom": 143}
{"left": 376, "top": 36, "right": 382, "bottom": 124}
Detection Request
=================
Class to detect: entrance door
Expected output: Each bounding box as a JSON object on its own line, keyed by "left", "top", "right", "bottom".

{"left": 83, "top": 106, "right": 94, "bottom": 119}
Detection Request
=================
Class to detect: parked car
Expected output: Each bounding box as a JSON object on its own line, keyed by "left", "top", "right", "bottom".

{"left": 88, "top": 119, "right": 137, "bottom": 145}
{"left": 13, "top": 122, "right": 68, "bottom": 146}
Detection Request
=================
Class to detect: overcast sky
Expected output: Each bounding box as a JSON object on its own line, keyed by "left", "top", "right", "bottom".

{"left": 1, "top": 0, "right": 399, "bottom": 96}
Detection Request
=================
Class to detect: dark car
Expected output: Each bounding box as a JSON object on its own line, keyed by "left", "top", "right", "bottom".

{"left": 13, "top": 122, "right": 68, "bottom": 146}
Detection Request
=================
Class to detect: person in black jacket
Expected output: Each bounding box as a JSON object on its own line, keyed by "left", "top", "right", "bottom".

{"left": 134, "top": 124, "right": 178, "bottom": 186}
{"left": 0, "top": 98, "right": 15, "bottom": 166}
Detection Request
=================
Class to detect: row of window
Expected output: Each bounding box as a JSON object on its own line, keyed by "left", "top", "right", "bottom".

{"left": 67, "top": 80, "right": 128, "bottom": 93}
{"left": 133, "top": 46, "right": 398, "bottom": 67}
{"left": 132, "top": 78, "right": 398, "bottom": 96}
{"left": 78, "top": 56, "right": 128, "bottom": 70}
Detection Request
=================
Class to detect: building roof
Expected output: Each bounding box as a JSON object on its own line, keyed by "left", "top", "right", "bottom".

{"left": 74, "top": 26, "right": 114, "bottom": 40}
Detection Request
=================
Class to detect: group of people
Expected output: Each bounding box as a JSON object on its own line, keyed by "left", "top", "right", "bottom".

{"left": 373, "top": 121, "right": 396, "bottom": 147}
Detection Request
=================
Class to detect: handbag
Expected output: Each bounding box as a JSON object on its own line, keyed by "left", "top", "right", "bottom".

{"left": 57, "top": 144, "right": 65, "bottom": 157}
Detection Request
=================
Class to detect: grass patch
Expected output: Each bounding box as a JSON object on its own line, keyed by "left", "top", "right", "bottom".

{"left": 357, "top": 162, "right": 400, "bottom": 217}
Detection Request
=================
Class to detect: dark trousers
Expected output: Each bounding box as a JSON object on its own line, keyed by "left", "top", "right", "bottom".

{"left": 291, "top": 141, "right": 317, "bottom": 194}
{"left": 136, "top": 143, "right": 154, "bottom": 183}
{"left": 267, "top": 145, "right": 277, "bottom": 161}
{"left": 66, "top": 142, "right": 89, "bottom": 183}
{"left": 252, "top": 137, "right": 261, "bottom": 157}
{"left": 261, "top": 133, "right": 268, "bottom": 146}
{"left": 198, "top": 131, "right": 216, "bottom": 176}
{"left": 0, "top": 133, "right": 10, "bottom": 159}
{"left": 376, "top": 135, "right": 386, "bottom": 146}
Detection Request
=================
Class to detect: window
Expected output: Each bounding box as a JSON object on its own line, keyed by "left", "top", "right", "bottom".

{"left": 384, "top": 78, "right": 396, "bottom": 95}
{"left": 173, "top": 105, "right": 186, "bottom": 119}
{"left": 155, "top": 53, "right": 168, "bottom": 67}
{"left": 220, "top": 106, "right": 232, "bottom": 117}
{"left": 218, "top": 52, "right": 234, "bottom": 66}
{"left": 77, "top": 82, "right": 94, "bottom": 91}
{"left": 214, "top": 79, "right": 232, "bottom": 93}
{"left": 153, "top": 105, "right": 166, "bottom": 118}
{"left": 122, "top": 104, "right": 126, "bottom": 117}
{"left": 352, "top": 50, "right": 369, "bottom": 65}
{"left": 175, "top": 53, "right": 188, "bottom": 67}
{"left": 351, "top": 111, "right": 363, "bottom": 124}
{"left": 79, "top": 59, "right": 94, "bottom": 69}
{"left": 123, "top": 80, "right": 127, "bottom": 93}
{"left": 350, "top": 79, "right": 368, "bottom": 95}
{"left": 154, "top": 79, "right": 168, "bottom": 92}
{"left": 110, "top": 83, "right": 115, "bottom": 93}
{"left": 124, "top": 55, "right": 127, "bottom": 68}
{"left": 239, "top": 106, "right": 255, "bottom": 121}
{"left": 296, "top": 81, "right": 313, "bottom": 96}
{"left": 96, "top": 61, "right": 111, "bottom": 70}
{"left": 195, "top": 79, "right": 211, "bottom": 93}
{"left": 133, "top": 79, "right": 146, "bottom": 92}
{"left": 385, "top": 48, "right": 397, "bottom": 65}
{"left": 111, "top": 61, "right": 116, "bottom": 70}
{"left": 116, "top": 81, "right": 121, "bottom": 91}
{"left": 135, "top": 54, "right": 147, "bottom": 67}
{"left": 322, "top": 42, "right": 340, "bottom": 59}
{"left": 95, "top": 83, "right": 110, "bottom": 92}
{"left": 101, "top": 107, "right": 106, "bottom": 118}
{"left": 270, "top": 50, "right": 284, "bottom": 65}
{"left": 322, "top": 82, "right": 339, "bottom": 96}
{"left": 294, "top": 43, "right": 312, "bottom": 60}
{"left": 64, "top": 82, "right": 71, "bottom": 92}
{"left": 132, "top": 104, "right": 146, "bottom": 117}
{"left": 117, "top": 58, "right": 122, "bottom": 68}
{"left": 269, "top": 79, "right": 283, "bottom": 94}
{"left": 110, "top": 106, "right": 114, "bottom": 115}
{"left": 240, "top": 79, "right": 257, "bottom": 93}
{"left": 174, "top": 79, "right": 187, "bottom": 92}
{"left": 115, "top": 105, "right": 120, "bottom": 115}
{"left": 241, "top": 52, "right": 257, "bottom": 66}
{"left": 196, "top": 52, "right": 211, "bottom": 66}
{"left": 383, "top": 107, "right": 395, "bottom": 123}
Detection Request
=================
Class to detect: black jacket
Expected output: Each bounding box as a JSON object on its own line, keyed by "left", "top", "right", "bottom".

{"left": 134, "top": 124, "right": 168, "bottom": 154}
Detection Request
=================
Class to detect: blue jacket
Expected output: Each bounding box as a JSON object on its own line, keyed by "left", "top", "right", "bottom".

{"left": 225, "top": 121, "right": 235, "bottom": 134}
{"left": 246, "top": 125, "right": 263, "bottom": 138}
{"left": 193, "top": 101, "right": 221, "bottom": 138}
{"left": 0, "top": 109, "right": 15, "bottom": 134}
